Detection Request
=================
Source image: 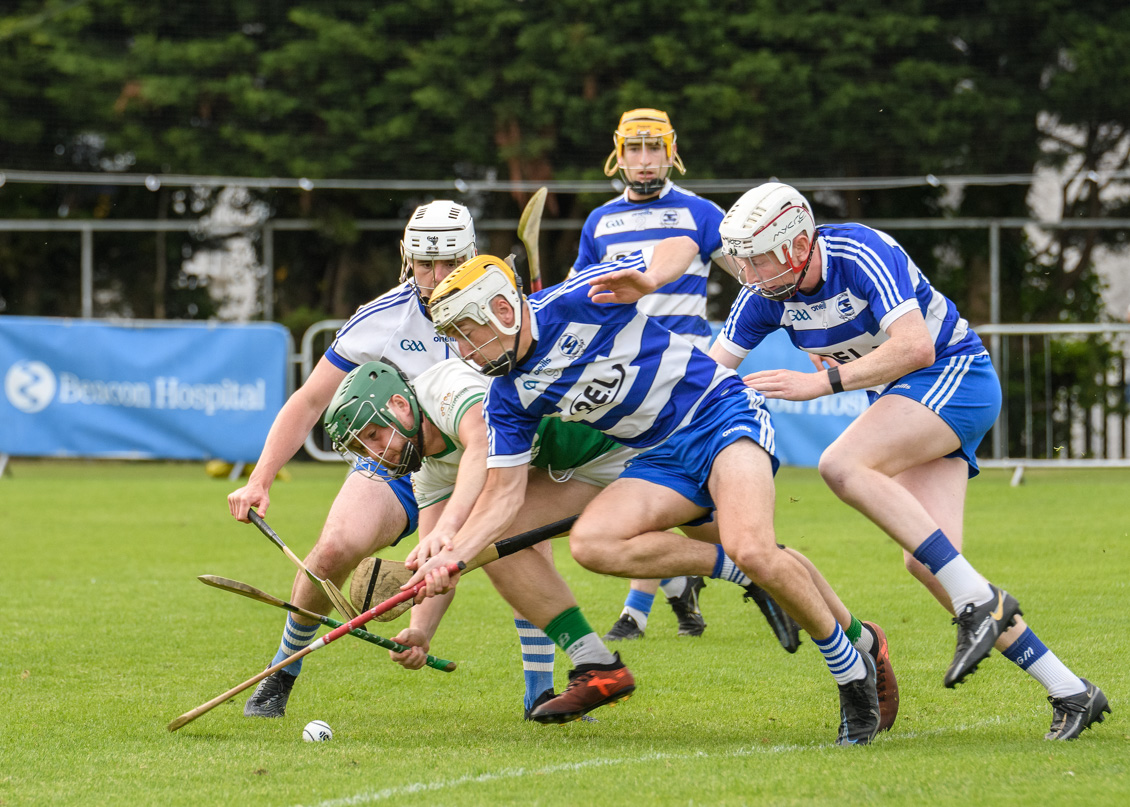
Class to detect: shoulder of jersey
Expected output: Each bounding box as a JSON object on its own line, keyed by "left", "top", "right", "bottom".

{"left": 590, "top": 191, "right": 629, "bottom": 213}
{"left": 348, "top": 282, "right": 417, "bottom": 320}
{"left": 667, "top": 183, "right": 725, "bottom": 213}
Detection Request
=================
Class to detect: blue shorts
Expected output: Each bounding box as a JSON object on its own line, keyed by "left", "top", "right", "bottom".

{"left": 870, "top": 351, "right": 1000, "bottom": 478}
{"left": 353, "top": 459, "right": 419, "bottom": 544}
{"left": 620, "top": 382, "right": 778, "bottom": 511}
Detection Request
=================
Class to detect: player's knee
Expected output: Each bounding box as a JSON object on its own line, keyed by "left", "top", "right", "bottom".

{"left": 729, "top": 543, "right": 783, "bottom": 588}
{"left": 817, "top": 447, "right": 853, "bottom": 497}
{"left": 569, "top": 521, "right": 611, "bottom": 573}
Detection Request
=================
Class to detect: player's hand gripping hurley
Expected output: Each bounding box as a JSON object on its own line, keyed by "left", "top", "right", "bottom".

{"left": 167, "top": 559, "right": 465, "bottom": 732}
{"left": 167, "top": 515, "right": 578, "bottom": 732}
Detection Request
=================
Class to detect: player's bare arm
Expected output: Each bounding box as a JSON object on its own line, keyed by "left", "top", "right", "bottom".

{"left": 404, "top": 403, "right": 491, "bottom": 566}
{"left": 743, "top": 311, "right": 936, "bottom": 401}
{"left": 708, "top": 340, "right": 743, "bottom": 370}
{"left": 587, "top": 235, "right": 698, "bottom": 303}
{"left": 403, "top": 463, "right": 529, "bottom": 597}
{"left": 227, "top": 355, "right": 346, "bottom": 521}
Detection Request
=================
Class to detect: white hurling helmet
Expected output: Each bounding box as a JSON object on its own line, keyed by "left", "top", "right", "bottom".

{"left": 718, "top": 182, "right": 816, "bottom": 301}
{"left": 399, "top": 200, "right": 477, "bottom": 302}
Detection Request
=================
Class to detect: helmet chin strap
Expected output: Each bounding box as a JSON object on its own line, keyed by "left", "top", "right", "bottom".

{"left": 769, "top": 239, "right": 816, "bottom": 301}
{"left": 481, "top": 299, "right": 526, "bottom": 377}
{"left": 402, "top": 428, "right": 426, "bottom": 475}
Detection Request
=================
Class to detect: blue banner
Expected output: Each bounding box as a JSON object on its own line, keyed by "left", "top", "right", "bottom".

{"left": 711, "top": 326, "right": 868, "bottom": 467}
{"left": 0, "top": 317, "right": 289, "bottom": 461}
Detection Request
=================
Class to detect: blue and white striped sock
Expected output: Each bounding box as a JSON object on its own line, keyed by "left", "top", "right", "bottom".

{"left": 812, "top": 623, "right": 867, "bottom": 685}
{"left": 622, "top": 588, "right": 656, "bottom": 629}
{"left": 711, "top": 544, "right": 752, "bottom": 587}
{"left": 515, "top": 619, "right": 555, "bottom": 710}
{"left": 1002, "top": 627, "right": 1085, "bottom": 699}
{"left": 912, "top": 530, "right": 993, "bottom": 611}
{"left": 270, "top": 615, "right": 319, "bottom": 677}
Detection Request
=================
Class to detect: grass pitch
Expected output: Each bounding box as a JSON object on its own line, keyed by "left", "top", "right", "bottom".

{"left": 2, "top": 460, "right": 1128, "bottom": 806}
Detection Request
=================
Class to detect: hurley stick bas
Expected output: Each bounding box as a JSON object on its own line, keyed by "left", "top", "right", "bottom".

{"left": 517, "top": 186, "right": 547, "bottom": 292}
{"left": 167, "top": 561, "right": 464, "bottom": 732}
{"left": 247, "top": 508, "right": 359, "bottom": 620}
{"left": 197, "top": 574, "right": 456, "bottom": 672}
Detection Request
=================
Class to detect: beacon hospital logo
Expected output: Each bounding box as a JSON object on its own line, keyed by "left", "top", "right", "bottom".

{"left": 4, "top": 360, "right": 57, "bottom": 414}
{"left": 4, "top": 358, "right": 267, "bottom": 416}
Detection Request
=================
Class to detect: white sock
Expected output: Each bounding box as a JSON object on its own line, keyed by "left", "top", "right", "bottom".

{"left": 565, "top": 632, "right": 617, "bottom": 667}
{"left": 623, "top": 606, "right": 648, "bottom": 630}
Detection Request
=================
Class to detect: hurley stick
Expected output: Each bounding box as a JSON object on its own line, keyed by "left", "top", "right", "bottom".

{"left": 167, "top": 561, "right": 464, "bottom": 732}
{"left": 466, "top": 514, "right": 577, "bottom": 570}
{"left": 517, "top": 186, "right": 547, "bottom": 292}
{"left": 247, "top": 508, "right": 360, "bottom": 619}
{"left": 197, "top": 574, "right": 456, "bottom": 672}
{"left": 353, "top": 515, "right": 580, "bottom": 620}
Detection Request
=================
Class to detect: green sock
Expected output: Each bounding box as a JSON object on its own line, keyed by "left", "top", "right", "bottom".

{"left": 845, "top": 615, "right": 863, "bottom": 645}
{"left": 544, "top": 606, "right": 616, "bottom": 666}
{"left": 544, "top": 606, "right": 592, "bottom": 652}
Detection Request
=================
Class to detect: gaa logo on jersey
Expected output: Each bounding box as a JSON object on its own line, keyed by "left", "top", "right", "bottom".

{"left": 835, "top": 294, "right": 855, "bottom": 321}
{"left": 556, "top": 333, "right": 587, "bottom": 358}
{"left": 661, "top": 210, "right": 680, "bottom": 227}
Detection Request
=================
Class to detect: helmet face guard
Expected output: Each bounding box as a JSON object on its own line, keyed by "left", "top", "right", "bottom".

{"left": 399, "top": 201, "right": 477, "bottom": 305}
{"left": 442, "top": 317, "right": 518, "bottom": 377}
{"left": 430, "top": 256, "right": 524, "bottom": 377}
{"left": 719, "top": 184, "right": 816, "bottom": 301}
{"left": 323, "top": 362, "right": 426, "bottom": 478}
{"left": 603, "top": 108, "right": 686, "bottom": 195}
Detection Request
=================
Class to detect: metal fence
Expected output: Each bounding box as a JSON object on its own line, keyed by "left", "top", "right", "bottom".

{"left": 979, "top": 323, "right": 1130, "bottom": 481}
{"left": 297, "top": 320, "right": 1130, "bottom": 478}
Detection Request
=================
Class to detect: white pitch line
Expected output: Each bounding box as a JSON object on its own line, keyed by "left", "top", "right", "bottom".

{"left": 294, "top": 716, "right": 1009, "bottom": 807}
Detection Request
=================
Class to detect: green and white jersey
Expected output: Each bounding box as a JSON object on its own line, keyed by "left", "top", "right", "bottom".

{"left": 411, "top": 359, "right": 636, "bottom": 508}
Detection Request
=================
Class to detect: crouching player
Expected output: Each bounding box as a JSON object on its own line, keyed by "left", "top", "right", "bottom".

{"left": 323, "top": 357, "right": 641, "bottom": 722}
{"left": 408, "top": 240, "right": 886, "bottom": 744}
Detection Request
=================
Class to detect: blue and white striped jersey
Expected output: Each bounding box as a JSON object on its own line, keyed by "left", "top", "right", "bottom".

{"left": 717, "top": 223, "right": 984, "bottom": 371}
{"left": 573, "top": 181, "right": 724, "bottom": 348}
{"left": 325, "top": 282, "right": 455, "bottom": 379}
{"left": 484, "top": 249, "right": 737, "bottom": 468}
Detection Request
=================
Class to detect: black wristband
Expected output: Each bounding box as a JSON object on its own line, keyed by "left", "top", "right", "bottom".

{"left": 827, "top": 365, "right": 845, "bottom": 394}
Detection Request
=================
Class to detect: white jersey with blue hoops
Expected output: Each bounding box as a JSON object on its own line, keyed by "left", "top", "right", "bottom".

{"left": 484, "top": 248, "right": 740, "bottom": 468}
{"left": 573, "top": 181, "right": 724, "bottom": 349}
{"left": 717, "top": 223, "right": 985, "bottom": 376}
{"left": 325, "top": 282, "right": 456, "bottom": 378}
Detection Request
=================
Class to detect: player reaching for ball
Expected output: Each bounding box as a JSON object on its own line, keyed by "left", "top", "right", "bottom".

{"left": 323, "top": 358, "right": 646, "bottom": 721}
{"left": 227, "top": 201, "right": 477, "bottom": 719}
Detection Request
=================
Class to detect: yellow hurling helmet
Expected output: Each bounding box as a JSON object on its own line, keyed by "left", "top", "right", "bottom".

{"left": 430, "top": 255, "right": 525, "bottom": 376}
{"left": 603, "top": 108, "right": 687, "bottom": 194}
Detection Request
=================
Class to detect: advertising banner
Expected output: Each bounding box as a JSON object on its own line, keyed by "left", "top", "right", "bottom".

{"left": 0, "top": 317, "right": 289, "bottom": 461}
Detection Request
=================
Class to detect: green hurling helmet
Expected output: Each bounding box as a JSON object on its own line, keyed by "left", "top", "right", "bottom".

{"left": 323, "top": 361, "right": 425, "bottom": 478}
